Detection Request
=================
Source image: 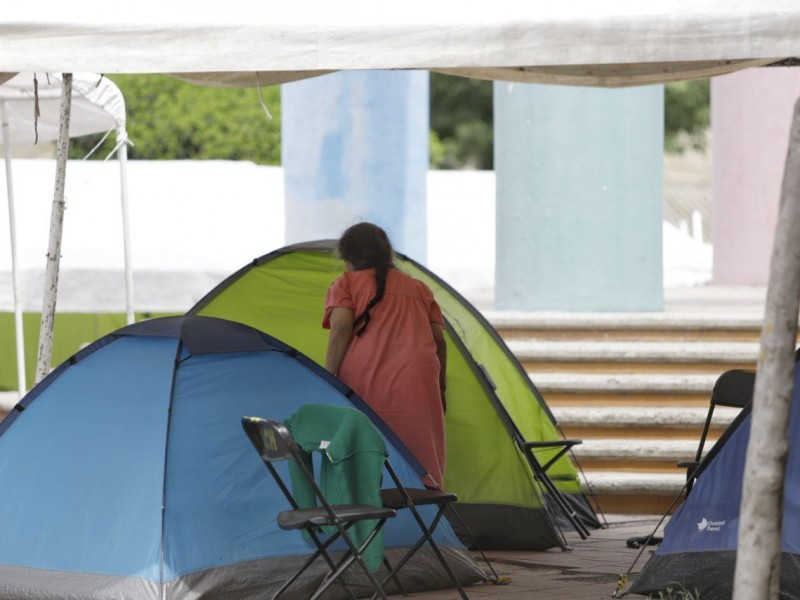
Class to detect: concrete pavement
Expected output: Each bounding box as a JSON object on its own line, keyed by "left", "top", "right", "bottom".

{"left": 390, "top": 516, "right": 666, "bottom": 600}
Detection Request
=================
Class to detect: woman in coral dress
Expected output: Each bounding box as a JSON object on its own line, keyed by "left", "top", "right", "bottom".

{"left": 323, "top": 222, "right": 447, "bottom": 489}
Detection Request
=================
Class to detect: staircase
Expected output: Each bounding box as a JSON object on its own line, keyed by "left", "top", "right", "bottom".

{"left": 487, "top": 309, "right": 766, "bottom": 515}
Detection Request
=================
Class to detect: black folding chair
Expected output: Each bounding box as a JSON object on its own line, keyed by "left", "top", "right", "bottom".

{"left": 242, "top": 416, "right": 397, "bottom": 600}
{"left": 523, "top": 439, "right": 592, "bottom": 540}
{"left": 473, "top": 360, "right": 596, "bottom": 544}
{"left": 678, "top": 368, "right": 754, "bottom": 495}
{"left": 379, "top": 460, "right": 471, "bottom": 599}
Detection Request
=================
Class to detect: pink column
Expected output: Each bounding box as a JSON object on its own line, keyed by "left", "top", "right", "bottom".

{"left": 713, "top": 69, "right": 800, "bottom": 285}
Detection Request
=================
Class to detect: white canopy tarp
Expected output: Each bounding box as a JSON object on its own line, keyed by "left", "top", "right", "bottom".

{"left": 0, "top": 73, "right": 125, "bottom": 141}
{"left": 1, "top": 73, "right": 133, "bottom": 395}
{"left": 0, "top": 1, "right": 797, "bottom": 87}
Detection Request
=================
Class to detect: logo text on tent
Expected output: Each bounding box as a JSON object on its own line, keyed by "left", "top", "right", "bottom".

{"left": 697, "top": 517, "right": 726, "bottom": 532}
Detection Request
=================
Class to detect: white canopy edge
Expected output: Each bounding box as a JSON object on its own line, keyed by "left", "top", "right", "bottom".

{"left": 436, "top": 59, "right": 781, "bottom": 88}
{"left": 172, "top": 59, "right": 779, "bottom": 90}
{"left": 0, "top": 2, "right": 797, "bottom": 87}
{"left": 0, "top": 73, "right": 125, "bottom": 144}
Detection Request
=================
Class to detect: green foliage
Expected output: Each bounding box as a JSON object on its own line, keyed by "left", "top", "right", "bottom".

{"left": 664, "top": 79, "right": 710, "bottom": 154}
{"left": 430, "top": 74, "right": 493, "bottom": 170}
{"left": 69, "top": 75, "right": 281, "bottom": 164}
{"left": 649, "top": 585, "right": 701, "bottom": 599}
{"left": 429, "top": 74, "right": 710, "bottom": 169}
{"left": 428, "top": 131, "right": 449, "bottom": 168}
{"left": 70, "top": 73, "right": 709, "bottom": 168}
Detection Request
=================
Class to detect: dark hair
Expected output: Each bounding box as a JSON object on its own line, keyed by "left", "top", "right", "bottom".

{"left": 338, "top": 222, "right": 394, "bottom": 336}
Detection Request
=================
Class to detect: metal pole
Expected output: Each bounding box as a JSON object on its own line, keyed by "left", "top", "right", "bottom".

{"left": 1, "top": 101, "right": 27, "bottom": 397}
{"left": 117, "top": 128, "right": 135, "bottom": 325}
{"left": 35, "top": 74, "right": 72, "bottom": 384}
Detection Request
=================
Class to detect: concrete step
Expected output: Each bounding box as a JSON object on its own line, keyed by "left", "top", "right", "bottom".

{"left": 551, "top": 405, "right": 739, "bottom": 440}
{"left": 511, "top": 340, "right": 759, "bottom": 374}
{"left": 573, "top": 438, "right": 701, "bottom": 465}
{"left": 583, "top": 470, "right": 686, "bottom": 496}
{"left": 486, "top": 304, "right": 767, "bottom": 515}
{"left": 582, "top": 471, "right": 686, "bottom": 515}
{"left": 533, "top": 372, "right": 719, "bottom": 406}
{"left": 487, "top": 311, "right": 771, "bottom": 343}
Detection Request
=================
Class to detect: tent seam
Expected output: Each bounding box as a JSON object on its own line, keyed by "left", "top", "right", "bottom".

{"left": 158, "top": 338, "right": 184, "bottom": 598}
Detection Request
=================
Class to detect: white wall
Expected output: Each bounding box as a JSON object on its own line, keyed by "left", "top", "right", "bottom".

{"left": 0, "top": 159, "right": 708, "bottom": 313}
{"left": 0, "top": 159, "right": 285, "bottom": 273}
{"left": 0, "top": 160, "right": 284, "bottom": 311}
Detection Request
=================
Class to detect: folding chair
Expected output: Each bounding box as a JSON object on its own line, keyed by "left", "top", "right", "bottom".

{"left": 379, "top": 460, "right": 471, "bottom": 599}
{"left": 473, "top": 360, "right": 597, "bottom": 543}
{"left": 677, "top": 368, "right": 754, "bottom": 495}
{"left": 523, "top": 439, "right": 593, "bottom": 540}
{"left": 242, "top": 416, "right": 397, "bottom": 600}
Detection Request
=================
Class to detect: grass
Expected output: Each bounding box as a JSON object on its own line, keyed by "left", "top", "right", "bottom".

{"left": 649, "top": 585, "right": 701, "bottom": 600}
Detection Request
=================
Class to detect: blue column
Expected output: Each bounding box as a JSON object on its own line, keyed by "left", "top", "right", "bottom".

{"left": 282, "top": 71, "right": 429, "bottom": 262}
{"left": 494, "top": 83, "right": 664, "bottom": 311}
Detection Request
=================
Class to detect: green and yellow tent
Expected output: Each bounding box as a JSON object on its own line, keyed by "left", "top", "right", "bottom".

{"left": 189, "top": 241, "right": 601, "bottom": 550}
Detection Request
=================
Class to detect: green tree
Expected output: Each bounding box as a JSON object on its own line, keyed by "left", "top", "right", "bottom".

{"left": 664, "top": 79, "right": 710, "bottom": 153}
{"left": 70, "top": 75, "right": 281, "bottom": 164}
{"left": 73, "top": 73, "right": 709, "bottom": 168}
{"left": 428, "top": 75, "right": 711, "bottom": 169}
{"left": 430, "top": 74, "right": 493, "bottom": 170}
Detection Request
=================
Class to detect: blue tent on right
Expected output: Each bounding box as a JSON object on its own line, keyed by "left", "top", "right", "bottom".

{"left": 631, "top": 365, "right": 800, "bottom": 600}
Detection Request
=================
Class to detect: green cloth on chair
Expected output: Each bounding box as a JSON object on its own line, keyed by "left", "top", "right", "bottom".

{"left": 285, "top": 404, "right": 388, "bottom": 571}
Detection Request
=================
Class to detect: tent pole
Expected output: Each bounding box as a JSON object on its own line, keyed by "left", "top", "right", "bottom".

{"left": 117, "top": 127, "right": 135, "bottom": 325}
{"left": 732, "top": 96, "right": 800, "bottom": 600}
{"left": 1, "top": 101, "right": 27, "bottom": 398}
{"left": 35, "top": 73, "right": 72, "bottom": 384}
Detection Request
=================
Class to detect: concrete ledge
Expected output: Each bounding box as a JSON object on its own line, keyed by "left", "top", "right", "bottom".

{"left": 532, "top": 372, "right": 718, "bottom": 393}
{"left": 551, "top": 406, "right": 739, "bottom": 428}
{"left": 508, "top": 340, "right": 759, "bottom": 362}
{"left": 486, "top": 310, "right": 764, "bottom": 330}
{"left": 572, "top": 439, "right": 701, "bottom": 461}
{"left": 582, "top": 471, "right": 686, "bottom": 495}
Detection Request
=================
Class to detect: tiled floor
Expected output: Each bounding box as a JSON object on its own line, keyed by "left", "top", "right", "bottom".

{"left": 391, "top": 516, "right": 668, "bottom": 600}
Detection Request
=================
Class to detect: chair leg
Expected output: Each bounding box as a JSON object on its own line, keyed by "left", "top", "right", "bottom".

{"left": 273, "top": 530, "right": 339, "bottom": 600}
{"left": 274, "top": 528, "right": 358, "bottom": 600}
{"left": 382, "top": 556, "right": 408, "bottom": 597}
{"left": 310, "top": 518, "right": 392, "bottom": 600}
{"left": 377, "top": 506, "right": 469, "bottom": 600}
{"left": 536, "top": 471, "right": 591, "bottom": 540}
{"left": 524, "top": 445, "right": 593, "bottom": 541}
{"left": 416, "top": 508, "right": 469, "bottom": 600}
{"left": 375, "top": 530, "right": 428, "bottom": 598}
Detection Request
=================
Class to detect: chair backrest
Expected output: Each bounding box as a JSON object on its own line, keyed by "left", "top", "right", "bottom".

{"left": 243, "top": 416, "right": 332, "bottom": 513}
{"left": 690, "top": 368, "right": 755, "bottom": 465}
{"left": 242, "top": 416, "right": 295, "bottom": 462}
{"left": 711, "top": 369, "right": 755, "bottom": 409}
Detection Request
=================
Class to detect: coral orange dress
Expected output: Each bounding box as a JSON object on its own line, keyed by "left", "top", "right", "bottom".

{"left": 323, "top": 268, "right": 446, "bottom": 489}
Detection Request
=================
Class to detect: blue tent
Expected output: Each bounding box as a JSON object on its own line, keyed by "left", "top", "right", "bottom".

{"left": 0, "top": 316, "right": 482, "bottom": 599}
{"left": 631, "top": 364, "right": 800, "bottom": 599}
